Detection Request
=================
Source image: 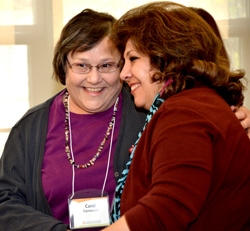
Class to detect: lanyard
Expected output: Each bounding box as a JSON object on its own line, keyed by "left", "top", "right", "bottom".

{"left": 67, "top": 95, "right": 118, "bottom": 199}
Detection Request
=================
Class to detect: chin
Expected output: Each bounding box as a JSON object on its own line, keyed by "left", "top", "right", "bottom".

{"left": 82, "top": 102, "right": 104, "bottom": 113}
{"left": 134, "top": 100, "right": 144, "bottom": 109}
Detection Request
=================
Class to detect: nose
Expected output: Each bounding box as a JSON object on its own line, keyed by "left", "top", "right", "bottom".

{"left": 120, "top": 61, "right": 132, "bottom": 82}
{"left": 86, "top": 67, "right": 102, "bottom": 84}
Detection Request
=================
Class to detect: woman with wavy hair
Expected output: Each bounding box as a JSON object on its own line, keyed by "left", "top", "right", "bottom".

{"left": 102, "top": 1, "right": 250, "bottom": 230}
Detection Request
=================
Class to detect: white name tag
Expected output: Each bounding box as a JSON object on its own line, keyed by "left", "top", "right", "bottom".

{"left": 68, "top": 196, "right": 110, "bottom": 229}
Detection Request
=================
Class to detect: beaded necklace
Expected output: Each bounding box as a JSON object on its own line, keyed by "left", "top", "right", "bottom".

{"left": 64, "top": 90, "right": 119, "bottom": 169}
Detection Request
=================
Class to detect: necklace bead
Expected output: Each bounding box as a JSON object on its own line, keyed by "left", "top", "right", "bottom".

{"left": 64, "top": 90, "right": 119, "bottom": 169}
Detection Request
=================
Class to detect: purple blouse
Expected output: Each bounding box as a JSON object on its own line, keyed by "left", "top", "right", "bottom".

{"left": 41, "top": 90, "right": 122, "bottom": 229}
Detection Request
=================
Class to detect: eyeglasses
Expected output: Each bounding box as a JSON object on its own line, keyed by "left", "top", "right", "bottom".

{"left": 66, "top": 59, "right": 120, "bottom": 74}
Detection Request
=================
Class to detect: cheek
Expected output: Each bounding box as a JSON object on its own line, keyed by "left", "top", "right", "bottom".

{"left": 65, "top": 74, "right": 70, "bottom": 85}
{"left": 66, "top": 72, "right": 84, "bottom": 85}
{"left": 65, "top": 75, "right": 74, "bottom": 87}
{"left": 105, "top": 74, "right": 121, "bottom": 86}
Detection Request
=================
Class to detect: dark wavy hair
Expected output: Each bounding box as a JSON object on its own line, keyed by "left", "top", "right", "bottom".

{"left": 53, "top": 9, "right": 116, "bottom": 85}
{"left": 111, "top": 1, "right": 245, "bottom": 106}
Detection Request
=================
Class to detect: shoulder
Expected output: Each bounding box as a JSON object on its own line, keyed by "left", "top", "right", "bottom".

{"left": 151, "top": 87, "right": 241, "bottom": 136}
{"left": 165, "top": 87, "right": 223, "bottom": 107}
{"left": 160, "top": 87, "right": 230, "bottom": 117}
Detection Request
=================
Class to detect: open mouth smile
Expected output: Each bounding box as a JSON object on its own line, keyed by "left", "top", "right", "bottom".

{"left": 130, "top": 83, "right": 141, "bottom": 92}
{"left": 84, "top": 87, "right": 103, "bottom": 92}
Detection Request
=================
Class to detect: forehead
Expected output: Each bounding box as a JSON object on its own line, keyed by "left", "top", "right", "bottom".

{"left": 70, "top": 37, "right": 121, "bottom": 61}
{"left": 125, "top": 39, "right": 135, "bottom": 50}
{"left": 124, "top": 39, "right": 137, "bottom": 56}
{"left": 124, "top": 39, "right": 149, "bottom": 60}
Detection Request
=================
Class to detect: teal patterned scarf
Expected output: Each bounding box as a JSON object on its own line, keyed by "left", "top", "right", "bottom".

{"left": 111, "top": 92, "right": 164, "bottom": 222}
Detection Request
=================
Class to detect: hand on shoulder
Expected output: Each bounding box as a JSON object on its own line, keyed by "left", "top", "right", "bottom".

{"left": 232, "top": 106, "right": 250, "bottom": 139}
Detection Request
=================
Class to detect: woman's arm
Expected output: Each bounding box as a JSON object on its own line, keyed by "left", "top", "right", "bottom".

{"left": 0, "top": 123, "right": 68, "bottom": 231}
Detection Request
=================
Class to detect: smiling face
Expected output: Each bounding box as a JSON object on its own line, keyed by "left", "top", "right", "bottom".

{"left": 65, "top": 36, "right": 122, "bottom": 114}
{"left": 120, "top": 39, "right": 164, "bottom": 110}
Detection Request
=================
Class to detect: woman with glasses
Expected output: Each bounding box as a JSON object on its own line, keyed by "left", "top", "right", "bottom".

{"left": 0, "top": 9, "right": 146, "bottom": 231}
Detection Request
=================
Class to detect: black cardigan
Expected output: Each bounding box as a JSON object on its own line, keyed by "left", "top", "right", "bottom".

{"left": 0, "top": 86, "right": 146, "bottom": 231}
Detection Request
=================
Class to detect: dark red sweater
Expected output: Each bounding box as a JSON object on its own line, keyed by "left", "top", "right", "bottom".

{"left": 121, "top": 87, "right": 250, "bottom": 231}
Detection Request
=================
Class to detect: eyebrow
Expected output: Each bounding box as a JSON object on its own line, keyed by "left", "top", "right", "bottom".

{"left": 75, "top": 57, "right": 116, "bottom": 63}
{"left": 125, "top": 50, "right": 134, "bottom": 58}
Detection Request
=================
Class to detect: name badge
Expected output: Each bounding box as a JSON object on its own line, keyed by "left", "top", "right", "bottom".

{"left": 68, "top": 190, "right": 110, "bottom": 229}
